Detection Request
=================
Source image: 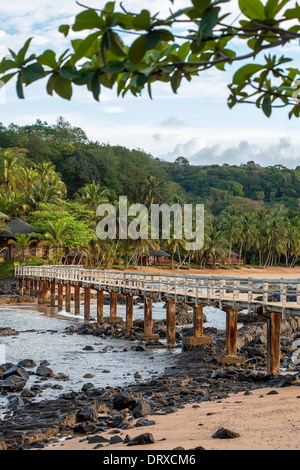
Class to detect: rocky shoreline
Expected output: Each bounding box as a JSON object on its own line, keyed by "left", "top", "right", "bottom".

{"left": 1, "top": 309, "right": 300, "bottom": 450}
{"left": 1, "top": 278, "right": 300, "bottom": 451}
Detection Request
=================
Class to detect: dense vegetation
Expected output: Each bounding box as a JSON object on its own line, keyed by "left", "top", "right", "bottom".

{"left": 0, "top": 117, "right": 299, "bottom": 269}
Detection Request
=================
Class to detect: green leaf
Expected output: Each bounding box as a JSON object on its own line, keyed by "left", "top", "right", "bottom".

{"left": 233, "top": 64, "right": 265, "bottom": 85}
{"left": 110, "top": 31, "right": 127, "bottom": 57}
{"left": 262, "top": 95, "right": 272, "bottom": 117}
{"left": 23, "top": 62, "right": 45, "bottom": 82}
{"left": 145, "top": 32, "right": 161, "bottom": 50}
{"left": 91, "top": 72, "right": 101, "bottom": 101}
{"left": 200, "top": 8, "right": 219, "bottom": 37}
{"left": 72, "top": 10, "right": 103, "bottom": 31}
{"left": 239, "top": 0, "right": 266, "bottom": 20}
{"left": 16, "top": 73, "right": 24, "bottom": 99}
{"left": 52, "top": 75, "right": 73, "bottom": 100}
{"left": 0, "top": 59, "right": 17, "bottom": 74}
{"left": 16, "top": 38, "right": 33, "bottom": 67}
{"left": 71, "top": 32, "right": 100, "bottom": 65}
{"left": 132, "top": 10, "right": 152, "bottom": 30}
{"left": 59, "top": 24, "right": 70, "bottom": 37}
{"left": 128, "top": 35, "right": 147, "bottom": 64}
{"left": 38, "top": 50, "right": 58, "bottom": 69}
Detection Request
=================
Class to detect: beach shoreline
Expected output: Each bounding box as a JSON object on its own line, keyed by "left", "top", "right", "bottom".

{"left": 44, "top": 385, "right": 300, "bottom": 451}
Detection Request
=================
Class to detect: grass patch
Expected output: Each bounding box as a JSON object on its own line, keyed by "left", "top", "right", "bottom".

{"left": 0, "top": 257, "right": 47, "bottom": 279}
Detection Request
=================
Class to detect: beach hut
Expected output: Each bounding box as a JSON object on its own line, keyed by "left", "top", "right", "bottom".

{"left": 225, "top": 250, "right": 243, "bottom": 265}
{"left": 139, "top": 247, "right": 171, "bottom": 266}
{"left": 0, "top": 218, "right": 41, "bottom": 259}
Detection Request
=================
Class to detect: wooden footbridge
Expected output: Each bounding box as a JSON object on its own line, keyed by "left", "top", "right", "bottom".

{"left": 15, "top": 265, "right": 300, "bottom": 374}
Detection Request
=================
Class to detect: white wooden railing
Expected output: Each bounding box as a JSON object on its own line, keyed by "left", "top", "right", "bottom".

{"left": 15, "top": 265, "right": 300, "bottom": 318}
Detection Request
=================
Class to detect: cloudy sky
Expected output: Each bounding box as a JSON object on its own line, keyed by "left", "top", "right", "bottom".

{"left": 0, "top": 0, "right": 300, "bottom": 168}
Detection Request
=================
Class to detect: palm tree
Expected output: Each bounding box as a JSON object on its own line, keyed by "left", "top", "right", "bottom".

{"left": 143, "top": 176, "right": 165, "bottom": 207}
{"left": 0, "top": 151, "right": 22, "bottom": 193}
{"left": 77, "top": 182, "right": 110, "bottom": 211}
{"left": 8, "top": 233, "right": 36, "bottom": 264}
{"left": 41, "top": 220, "right": 69, "bottom": 265}
{"left": 163, "top": 235, "right": 186, "bottom": 268}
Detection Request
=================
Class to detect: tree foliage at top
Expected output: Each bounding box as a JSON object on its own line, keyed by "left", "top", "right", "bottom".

{"left": 1, "top": 0, "right": 300, "bottom": 117}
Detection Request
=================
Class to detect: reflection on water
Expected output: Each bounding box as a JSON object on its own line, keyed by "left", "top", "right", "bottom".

{"left": 0, "top": 300, "right": 231, "bottom": 411}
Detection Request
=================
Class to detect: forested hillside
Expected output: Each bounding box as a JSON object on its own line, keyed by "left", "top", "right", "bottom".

{"left": 0, "top": 117, "right": 299, "bottom": 268}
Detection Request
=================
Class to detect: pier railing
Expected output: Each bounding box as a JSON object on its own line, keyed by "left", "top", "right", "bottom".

{"left": 15, "top": 265, "right": 300, "bottom": 318}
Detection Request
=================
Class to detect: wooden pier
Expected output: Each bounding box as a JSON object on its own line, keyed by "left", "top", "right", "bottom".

{"left": 15, "top": 266, "right": 300, "bottom": 374}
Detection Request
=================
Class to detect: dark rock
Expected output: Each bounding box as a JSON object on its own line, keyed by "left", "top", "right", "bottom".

{"left": 113, "top": 392, "right": 138, "bottom": 410}
{"left": 1, "top": 366, "right": 29, "bottom": 382}
{"left": 77, "top": 405, "right": 98, "bottom": 422}
{"left": 36, "top": 366, "right": 54, "bottom": 377}
{"left": 132, "top": 399, "right": 152, "bottom": 418}
{"left": 135, "top": 418, "right": 156, "bottom": 427}
{"left": 212, "top": 428, "right": 240, "bottom": 439}
{"left": 72, "top": 422, "right": 97, "bottom": 434}
{"left": 127, "top": 433, "right": 155, "bottom": 446}
{"left": 0, "top": 375, "right": 27, "bottom": 393}
{"left": 109, "top": 435, "right": 123, "bottom": 444}
{"left": 17, "top": 359, "right": 36, "bottom": 369}
{"left": 88, "top": 434, "right": 109, "bottom": 444}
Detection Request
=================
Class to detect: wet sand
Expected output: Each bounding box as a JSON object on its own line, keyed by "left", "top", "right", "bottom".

{"left": 45, "top": 386, "right": 300, "bottom": 451}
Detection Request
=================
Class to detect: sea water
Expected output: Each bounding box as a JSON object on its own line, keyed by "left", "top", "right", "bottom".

{"left": 0, "top": 301, "right": 231, "bottom": 412}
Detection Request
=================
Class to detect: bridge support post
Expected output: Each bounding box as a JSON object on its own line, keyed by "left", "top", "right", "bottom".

{"left": 84, "top": 287, "right": 91, "bottom": 320}
{"left": 218, "top": 307, "right": 245, "bottom": 366}
{"left": 97, "top": 290, "right": 104, "bottom": 323}
{"left": 125, "top": 295, "right": 133, "bottom": 329}
{"left": 65, "top": 284, "right": 71, "bottom": 313}
{"left": 58, "top": 284, "right": 63, "bottom": 311}
{"left": 30, "top": 279, "right": 35, "bottom": 296}
{"left": 267, "top": 312, "right": 281, "bottom": 374}
{"left": 19, "top": 279, "right": 23, "bottom": 296}
{"left": 25, "top": 278, "right": 30, "bottom": 296}
{"left": 105, "top": 291, "right": 123, "bottom": 323}
{"left": 166, "top": 299, "right": 176, "bottom": 346}
{"left": 42, "top": 281, "right": 49, "bottom": 303}
{"left": 75, "top": 285, "right": 80, "bottom": 315}
{"left": 140, "top": 296, "right": 159, "bottom": 341}
{"left": 50, "top": 280, "right": 56, "bottom": 307}
{"left": 182, "top": 305, "right": 213, "bottom": 350}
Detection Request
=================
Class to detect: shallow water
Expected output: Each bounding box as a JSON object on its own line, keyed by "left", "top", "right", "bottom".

{"left": 0, "top": 300, "right": 231, "bottom": 412}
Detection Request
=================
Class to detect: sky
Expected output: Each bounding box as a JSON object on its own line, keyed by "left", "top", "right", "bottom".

{"left": 0, "top": 0, "right": 299, "bottom": 169}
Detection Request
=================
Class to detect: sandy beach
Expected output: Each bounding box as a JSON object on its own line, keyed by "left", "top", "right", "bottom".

{"left": 45, "top": 386, "right": 300, "bottom": 451}
{"left": 119, "top": 266, "right": 300, "bottom": 280}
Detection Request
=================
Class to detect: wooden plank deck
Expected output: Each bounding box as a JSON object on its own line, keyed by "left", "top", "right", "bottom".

{"left": 15, "top": 266, "right": 300, "bottom": 318}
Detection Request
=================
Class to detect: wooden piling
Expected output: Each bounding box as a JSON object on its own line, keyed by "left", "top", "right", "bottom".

{"left": 19, "top": 279, "right": 23, "bottom": 296}
{"left": 166, "top": 299, "right": 176, "bottom": 346}
{"left": 50, "top": 280, "right": 56, "bottom": 307}
{"left": 75, "top": 285, "right": 80, "bottom": 315}
{"left": 58, "top": 284, "right": 63, "bottom": 311}
{"left": 182, "top": 304, "right": 212, "bottom": 350}
{"left": 225, "top": 307, "right": 238, "bottom": 357}
{"left": 126, "top": 295, "right": 134, "bottom": 329}
{"left": 267, "top": 312, "right": 281, "bottom": 374}
{"left": 193, "top": 305, "right": 204, "bottom": 338}
{"left": 104, "top": 290, "right": 123, "bottom": 323}
{"left": 65, "top": 284, "right": 71, "bottom": 313}
{"left": 43, "top": 281, "right": 49, "bottom": 303}
{"left": 97, "top": 290, "right": 103, "bottom": 323}
{"left": 25, "top": 278, "right": 30, "bottom": 296}
{"left": 84, "top": 287, "right": 91, "bottom": 320}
